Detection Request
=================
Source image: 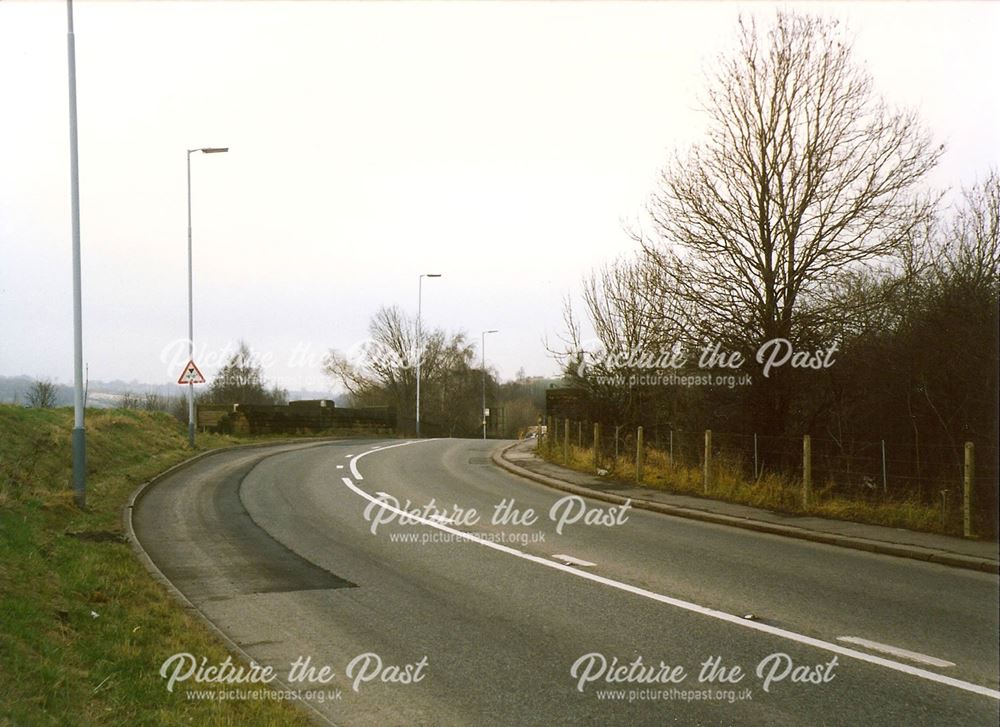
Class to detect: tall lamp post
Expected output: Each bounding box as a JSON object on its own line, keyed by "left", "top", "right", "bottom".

{"left": 67, "top": 0, "right": 86, "bottom": 507}
{"left": 481, "top": 329, "right": 498, "bottom": 440}
{"left": 186, "top": 146, "right": 228, "bottom": 447}
{"left": 415, "top": 273, "right": 441, "bottom": 438}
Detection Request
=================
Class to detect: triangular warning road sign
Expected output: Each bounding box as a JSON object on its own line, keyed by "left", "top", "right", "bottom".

{"left": 177, "top": 360, "right": 206, "bottom": 384}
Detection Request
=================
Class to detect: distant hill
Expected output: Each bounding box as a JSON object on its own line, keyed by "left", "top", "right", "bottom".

{"left": 0, "top": 375, "right": 347, "bottom": 409}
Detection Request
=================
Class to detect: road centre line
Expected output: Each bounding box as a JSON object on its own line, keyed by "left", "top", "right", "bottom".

{"left": 552, "top": 554, "right": 596, "bottom": 567}
{"left": 343, "top": 441, "right": 999, "bottom": 701}
{"left": 837, "top": 637, "right": 956, "bottom": 668}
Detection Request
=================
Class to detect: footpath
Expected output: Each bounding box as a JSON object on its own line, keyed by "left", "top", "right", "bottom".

{"left": 493, "top": 439, "right": 999, "bottom": 574}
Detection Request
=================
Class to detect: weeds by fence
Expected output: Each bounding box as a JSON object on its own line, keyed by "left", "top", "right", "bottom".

{"left": 539, "top": 416, "right": 998, "bottom": 539}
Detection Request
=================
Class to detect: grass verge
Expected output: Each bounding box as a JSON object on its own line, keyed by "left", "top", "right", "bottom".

{"left": 539, "top": 440, "right": 960, "bottom": 536}
{"left": 0, "top": 405, "right": 365, "bottom": 726}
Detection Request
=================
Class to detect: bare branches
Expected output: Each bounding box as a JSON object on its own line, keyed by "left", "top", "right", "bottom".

{"left": 206, "top": 340, "right": 284, "bottom": 405}
{"left": 26, "top": 380, "right": 57, "bottom": 408}
{"left": 942, "top": 169, "right": 1000, "bottom": 292}
{"left": 323, "top": 306, "right": 480, "bottom": 434}
{"left": 648, "top": 11, "right": 942, "bottom": 347}
{"left": 322, "top": 306, "right": 416, "bottom": 407}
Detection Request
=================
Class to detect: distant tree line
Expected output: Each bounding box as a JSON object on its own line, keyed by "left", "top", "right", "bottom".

{"left": 114, "top": 340, "right": 288, "bottom": 419}
{"left": 324, "top": 306, "right": 547, "bottom": 437}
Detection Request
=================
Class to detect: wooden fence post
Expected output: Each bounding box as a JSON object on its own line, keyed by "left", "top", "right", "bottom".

{"left": 964, "top": 442, "right": 974, "bottom": 538}
{"left": 803, "top": 435, "right": 812, "bottom": 508}
{"left": 636, "top": 426, "right": 644, "bottom": 482}
{"left": 881, "top": 439, "right": 888, "bottom": 495}
{"left": 753, "top": 433, "right": 758, "bottom": 481}
{"left": 593, "top": 423, "right": 600, "bottom": 470}
{"left": 563, "top": 418, "right": 570, "bottom": 464}
{"left": 703, "top": 429, "right": 712, "bottom": 493}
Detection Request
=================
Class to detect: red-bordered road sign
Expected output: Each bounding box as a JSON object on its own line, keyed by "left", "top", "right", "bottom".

{"left": 177, "top": 360, "right": 206, "bottom": 384}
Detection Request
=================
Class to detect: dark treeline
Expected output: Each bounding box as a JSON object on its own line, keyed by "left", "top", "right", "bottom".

{"left": 108, "top": 340, "right": 290, "bottom": 423}
{"left": 553, "top": 12, "right": 998, "bottom": 532}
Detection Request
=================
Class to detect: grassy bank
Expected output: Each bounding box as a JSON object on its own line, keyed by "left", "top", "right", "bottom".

{"left": 541, "top": 440, "right": 959, "bottom": 536}
{"left": 0, "top": 405, "right": 329, "bottom": 726}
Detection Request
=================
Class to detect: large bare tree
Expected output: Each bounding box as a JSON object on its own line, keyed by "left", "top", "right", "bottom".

{"left": 324, "top": 306, "right": 480, "bottom": 435}
{"left": 646, "top": 11, "right": 942, "bottom": 433}
{"left": 324, "top": 306, "right": 418, "bottom": 406}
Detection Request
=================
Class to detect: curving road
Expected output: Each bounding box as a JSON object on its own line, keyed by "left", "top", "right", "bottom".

{"left": 132, "top": 438, "right": 1000, "bottom": 726}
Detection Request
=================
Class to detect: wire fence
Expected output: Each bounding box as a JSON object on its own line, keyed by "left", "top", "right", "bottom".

{"left": 539, "top": 417, "right": 998, "bottom": 539}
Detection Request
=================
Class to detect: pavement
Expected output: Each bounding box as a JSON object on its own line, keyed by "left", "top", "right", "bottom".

{"left": 495, "top": 438, "right": 1000, "bottom": 574}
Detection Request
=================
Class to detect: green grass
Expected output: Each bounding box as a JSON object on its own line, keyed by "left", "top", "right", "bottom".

{"left": 0, "top": 405, "right": 344, "bottom": 726}
{"left": 540, "top": 439, "right": 960, "bottom": 536}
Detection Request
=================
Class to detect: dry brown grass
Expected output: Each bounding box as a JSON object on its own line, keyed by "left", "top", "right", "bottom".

{"left": 539, "top": 437, "right": 955, "bottom": 535}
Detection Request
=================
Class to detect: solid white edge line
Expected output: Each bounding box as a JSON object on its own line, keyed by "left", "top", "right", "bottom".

{"left": 837, "top": 637, "right": 957, "bottom": 668}
{"left": 343, "top": 441, "right": 1000, "bottom": 702}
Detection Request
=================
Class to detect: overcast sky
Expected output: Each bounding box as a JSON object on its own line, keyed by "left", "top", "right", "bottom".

{"left": 1, "top": 1, "right": 997, "bottom": 394}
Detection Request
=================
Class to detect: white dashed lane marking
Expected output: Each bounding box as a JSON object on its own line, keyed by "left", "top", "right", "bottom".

{"left": 551, "top": 554, "right": 596, "bottom": 567}
{"left": 341, "top": 441, "right": 999, "bottom": 702}
{"left": 837, "top": 637, "right": 956, "bottom": 668}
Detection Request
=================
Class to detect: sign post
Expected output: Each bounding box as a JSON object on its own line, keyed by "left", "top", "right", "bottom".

{"left": 178, "top": 361, "right": 206, "bottom": 441}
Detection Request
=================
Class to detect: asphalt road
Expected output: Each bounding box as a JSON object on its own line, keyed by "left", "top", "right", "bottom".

{"left": 132, "top": 438, "right": 1000, "bottom": 726}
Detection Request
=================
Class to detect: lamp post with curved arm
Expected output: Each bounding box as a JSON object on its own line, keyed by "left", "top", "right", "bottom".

{"left": 481, "top": 329, "right": 498, "bottom": 439}
{"left": 416, "top": 273, "right": 441, "bottom": 437}
{"left": 186, "top": 146, "right": 228, "bottom": 447}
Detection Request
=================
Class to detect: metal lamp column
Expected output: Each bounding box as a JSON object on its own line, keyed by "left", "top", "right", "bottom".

{"left": 481, "top": 329, "right": 498, "bottom": 439}
{"left": 415, "top": 273, "right": 441, "bottom": 437}
{"left": 186, "top": 146, "right": 228, "bottom": 446}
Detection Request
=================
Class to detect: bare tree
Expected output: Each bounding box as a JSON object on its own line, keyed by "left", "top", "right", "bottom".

{"left": 324, "top": 305, "right": 479, "bottom": 435}
{"left": 205, "top": 340, "right": 285, "bottom": 405}
{"left": 324, "top": 306, "right": 418, "bottom": 406}
{"left": 26, "top": 380, "right": 57, "bottom": 408}
{"left": 142, "top": 392, "right": 168, "bottom": 412}
{"left": 916, "top": 170, "right": 1000, "bottom": 458}
{"left": 554, "top": 251, "right": 689, "bottom": 426}
{"left": 582, "top": 250, "right": 683, "bottom": 367}
{"left": 941, "top": 169, "right": 1000, "bottom": 292}
{"left": 646, "top": 11, "right": 942, "bottom": 433}
{"left": 119, "top": 391, "right": 142, "bottom": 410}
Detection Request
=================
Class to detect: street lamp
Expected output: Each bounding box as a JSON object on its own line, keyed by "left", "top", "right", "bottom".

{"left": 481, "top": 329, "right": 498, "bottom": 440}
{"left": 67, "top": 0, "right": 86, "bottom": 507}
{"left": 186, "top": 146, "right": 228, "bottom": 447}
{"left": 415, "top": 273, "right": 441, "bottom": 438}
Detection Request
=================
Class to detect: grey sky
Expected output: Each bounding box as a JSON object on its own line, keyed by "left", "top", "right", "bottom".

{"left": 1, "top": 1, "right": 997, "bottom": 393}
